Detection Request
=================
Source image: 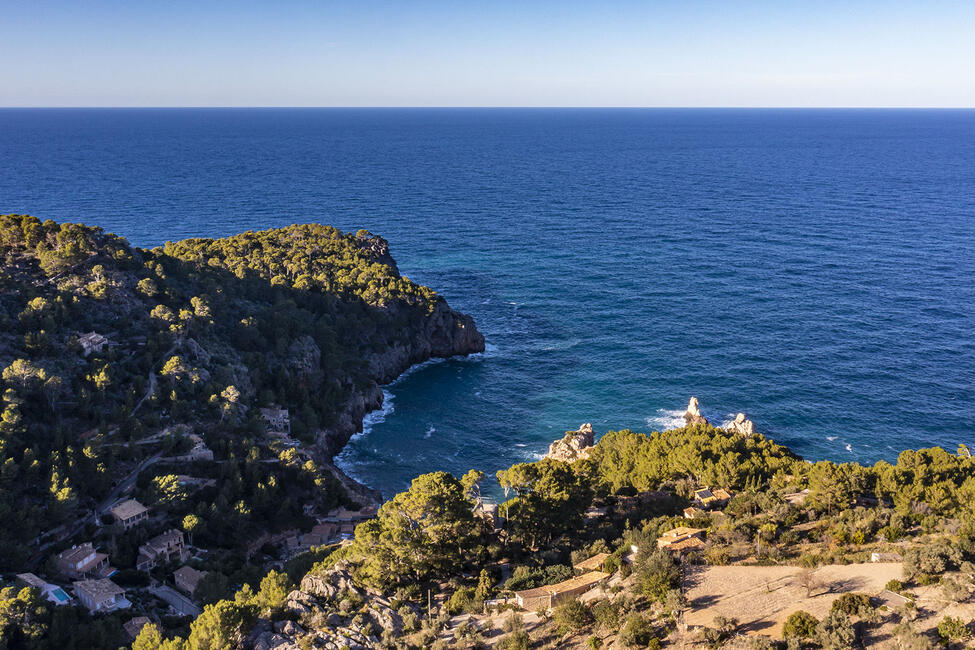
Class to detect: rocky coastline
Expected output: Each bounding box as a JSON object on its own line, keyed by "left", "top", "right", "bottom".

{"left": 310, "top": 297, "right": 485, "bottom": 505}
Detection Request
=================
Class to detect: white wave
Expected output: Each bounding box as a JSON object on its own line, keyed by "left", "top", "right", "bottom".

{"left": 359, "top": 389, "right": 395, "bottom": 437}
{"left": 474, "top": 391, "right": 482, "bottom": 397}
{"left": 845, "top": 443, "right": 853, "bottom": 452}
{"left": 826, "top": 436, "right": 837, "bottom": 441}
{"left": 514, "top": 443, "right": 528, "bottom": 447}
{"left": 647, "top": 408, "right": 686, "bottom": 431}
{"left": 424, "top": 426, "right": 435, "bottom": 439}
{"left": 538, "top": 338, "right": 581, "bottom": 352}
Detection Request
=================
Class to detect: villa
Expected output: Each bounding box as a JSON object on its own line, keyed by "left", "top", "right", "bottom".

{"left": 73, "top": 579, "right": 130, "bottom": 613}
{"left": 110, "top": 499, "right": 150, "bottom": 530}
{"left": 137, "top": 529, "right": 188, "bottom": 571}
{"left": 15, "top": 573, "right": 72, "bottom": 606}
{"left": 54, "top": 543, "right": 110, "bottom": 580}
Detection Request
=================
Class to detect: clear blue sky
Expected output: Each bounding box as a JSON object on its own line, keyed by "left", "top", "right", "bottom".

{"left": 3, "top": 0, "right": 974, "bottom": 107}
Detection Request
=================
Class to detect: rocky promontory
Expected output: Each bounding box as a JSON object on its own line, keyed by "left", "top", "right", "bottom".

{"left": 545, "top": 423, "right": 596, "bottom": 462}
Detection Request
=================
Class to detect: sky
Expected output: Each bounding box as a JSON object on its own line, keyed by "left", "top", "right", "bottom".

{"left": 2, "top": 0, "right": 974, "bottom": 107}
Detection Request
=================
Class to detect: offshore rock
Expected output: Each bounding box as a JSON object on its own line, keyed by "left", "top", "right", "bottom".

{"left": 727, "top": 412, "right": 756, "bottom": 436}
{"left": 684, "top": 396, "right": 709, "bottom": 426}
{"left": 546, "top": 423, "right": 595, "bottom": 462}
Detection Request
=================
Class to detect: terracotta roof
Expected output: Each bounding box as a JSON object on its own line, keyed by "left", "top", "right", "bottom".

{"left": 667, "top": 537, "right": 706, "bottom": 552}
{"left": 124, "top": 616, "right": 151, "bottom": 640}
{"left": 174, "top": 566, "right": 206, "bottom": 592}
{"left": 74, "top": 579, "right": 124, "bottom": 601}
{"left": 16, "top": 573, "right": 48, "bottom": 588}
{"left": 110, "top": 499, "right": 148, "bottom": 520}
{"left": 542, "top": 571, "right": 610, "bottom": 595}
{"left": 661, "top": 526, "right": 704, "bottom": 538}
{"left": 145, "top": 529, "right": 183, "bottom": 549}
{"left": 573, "top": 553, "right": 610, "bottom": 572}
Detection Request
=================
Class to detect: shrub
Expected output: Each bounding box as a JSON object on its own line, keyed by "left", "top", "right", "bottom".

{"left": 782, "top": 610, "right": 818, "bottom": 639}
{"left": 830, "top": 592, "right": 873, "bottom": 617}
{"left": 937, "top": 616, "right": 969, "bottom": 642}
{"left": 591, "top": 599, "right": 622, "bottom": 629}
{"left": 446, "top": 586, "right": 479, "bottom": 614}
{"left": 618, "top": 612, "right": 654, "bottom": 648}
{"left": 816, "top": 610, "right": 856, "bottom": 649}
{"left": 553, "top": 599, "right": 593, "bottom": 635}
{"left": 885, "top": 579, "right": 904, "bottom": 593}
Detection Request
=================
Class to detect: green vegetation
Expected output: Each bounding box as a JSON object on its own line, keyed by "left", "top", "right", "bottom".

{"left": 4, "top": 214, "right": 975, "bottom": 648}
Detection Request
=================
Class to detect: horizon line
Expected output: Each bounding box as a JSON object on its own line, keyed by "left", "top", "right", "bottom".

{"left": 2, "top": 105, "right": 975, "bottom": 110}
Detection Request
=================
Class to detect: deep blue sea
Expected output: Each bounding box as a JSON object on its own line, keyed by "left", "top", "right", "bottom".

{"left": 2, "top": 108, "right": 974, "bottom": 498}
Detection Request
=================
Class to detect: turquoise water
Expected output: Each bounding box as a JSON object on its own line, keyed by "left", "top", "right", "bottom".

{"left": 2, "top": 108, "right": 973, "bottom": 498}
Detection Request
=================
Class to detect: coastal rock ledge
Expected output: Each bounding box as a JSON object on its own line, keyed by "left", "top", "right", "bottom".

{"left": 545, "top": 423, "right": 596, "bottom": 462}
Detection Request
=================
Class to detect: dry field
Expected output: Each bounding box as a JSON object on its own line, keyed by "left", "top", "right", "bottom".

{"left": 682, "top": 562, "right": 901, "bottom": 637}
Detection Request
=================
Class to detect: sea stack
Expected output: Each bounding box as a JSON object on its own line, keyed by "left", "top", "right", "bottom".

{"left": 545, "top": 423, "right": 595, "bottom": 462}
{"left": 684, "top": 397, "right": 709, "bottom": 426}
{"left": 727, "top": 412, "right": 756, "bottom": 436}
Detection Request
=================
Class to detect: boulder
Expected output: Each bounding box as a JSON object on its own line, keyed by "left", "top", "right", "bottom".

{"left": 684, "top": 397, "right": 709, "bottom": 426}
{"left": 273, "top": 620, "right": 305, "bottom": 637}
{"left": 727, "top": 412, "right": 755, "bottom": 436}
{"left": 545, "top": 423, "right": 595, "bottom": 462}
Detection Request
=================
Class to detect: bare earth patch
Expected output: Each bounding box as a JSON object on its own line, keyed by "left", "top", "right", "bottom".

{"left": 682, "top": 562, "right": 902, "bottom": 638}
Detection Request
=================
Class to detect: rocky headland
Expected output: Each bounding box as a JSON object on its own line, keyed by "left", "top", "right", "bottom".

{"left": 544, "top": 423, "right": 596, "bottom": 462}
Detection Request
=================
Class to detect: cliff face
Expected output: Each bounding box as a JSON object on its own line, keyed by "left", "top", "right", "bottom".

{"left": 312, "top": 296, "right": 484, "bottom": 481}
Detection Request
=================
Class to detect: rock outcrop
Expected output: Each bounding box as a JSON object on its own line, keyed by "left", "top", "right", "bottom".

{"left": 546, "top": 423, "right": 595, "bottom": 462}
{"left": 684, "top": 397, "right": 709, "bottom": 426}
{"left": 248, "top": 566, "right": 412, "bottom": 650}
{"left": 726, "top": 412, "right": 756, "bottom": 436}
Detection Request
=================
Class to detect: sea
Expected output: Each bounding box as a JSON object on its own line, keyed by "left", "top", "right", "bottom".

{"left": 2, "top": 108, "right": 973, "bottom": 499}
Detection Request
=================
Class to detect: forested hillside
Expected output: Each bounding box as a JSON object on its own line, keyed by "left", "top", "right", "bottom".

{"left": 0, "top": 215, "right": 482, "bottom": 570}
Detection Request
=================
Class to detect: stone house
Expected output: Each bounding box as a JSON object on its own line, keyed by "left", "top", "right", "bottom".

{"left": 110, "top": 499, "right": 149, "bottom": 530}
{"left": 693, "top": 487, "right": 733, "bottom": 509}
{"left": 54, "top": 543, "right": 109, "bottom": 580}
{"left": 78, "top": 332, "right": 107, "bottom": 356}
{"left": 137, "top": 529, "right": 188, "bottom": 571}
{"left": 260, "top": 407, "right": 291, "bottom": 434}
{"left": 173, "top": 565, "right": 207, "bottom": 596}
{"left": 514, "top": 571, "right": 610, "bottom": 611}
{"left": 657, "top": 526, "right": 706, "bottom": 554}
